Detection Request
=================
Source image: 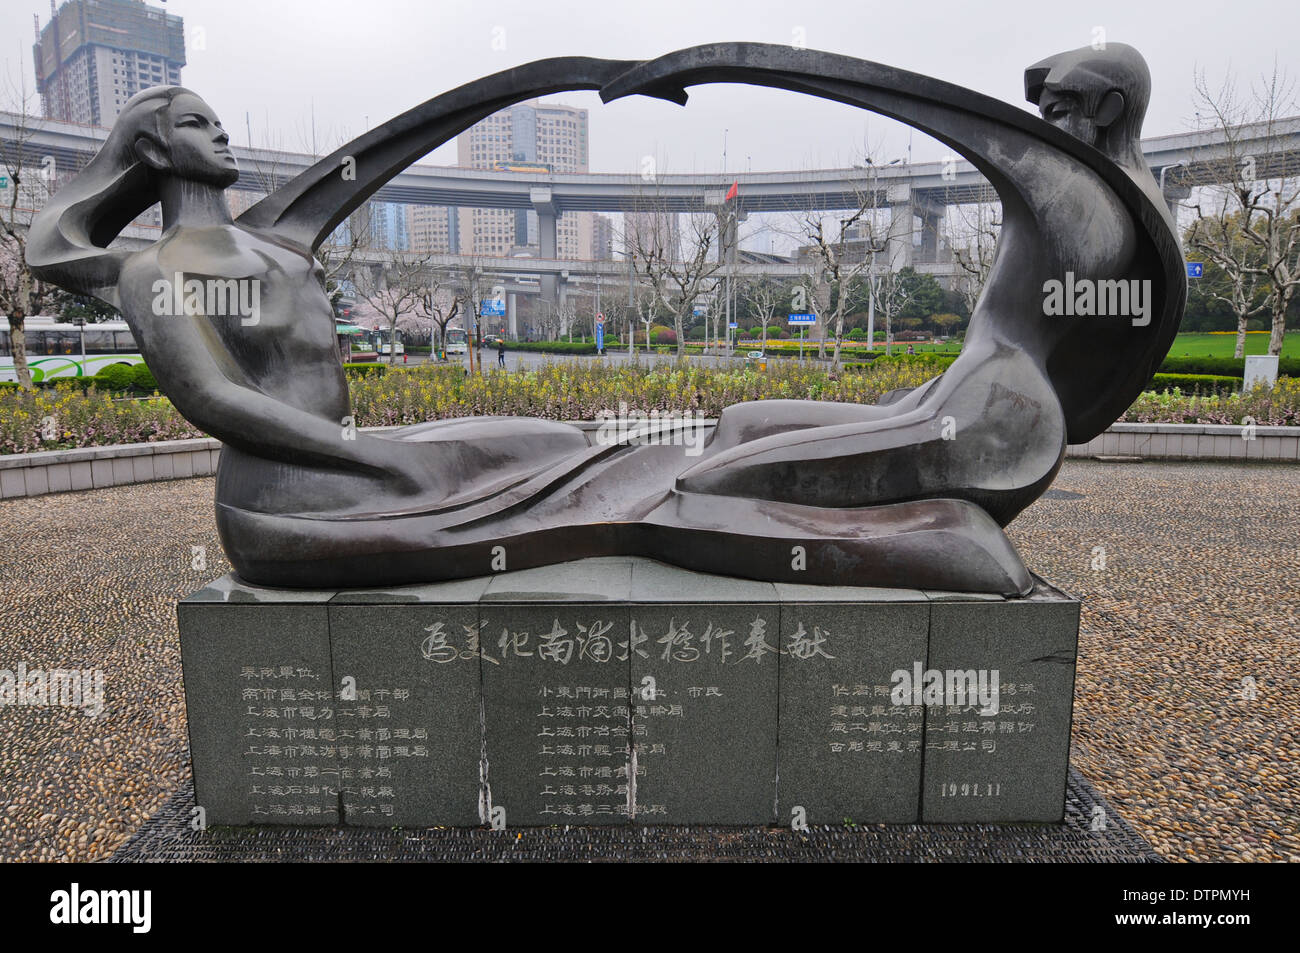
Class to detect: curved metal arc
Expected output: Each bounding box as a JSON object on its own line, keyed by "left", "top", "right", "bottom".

{"left": 237, "top": 57, "right": 640, "bottom": 250}
{"left": 601, "top": 42, "right": 1186, "bottom": 443}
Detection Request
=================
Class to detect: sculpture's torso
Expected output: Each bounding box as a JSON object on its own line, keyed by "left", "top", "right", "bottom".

{"left": 119, "top": 224, "right": 350, "bottom": 438}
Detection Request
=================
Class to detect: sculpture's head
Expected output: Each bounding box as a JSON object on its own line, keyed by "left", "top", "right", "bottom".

{"left": 26, "top": 86, "right": 239, "bottom": 297}
{"left": 1024, "top": 43, "right": 1149, "bottom": 158}
{"left": 114, "top": 86, "right": 240, "bottom": 188}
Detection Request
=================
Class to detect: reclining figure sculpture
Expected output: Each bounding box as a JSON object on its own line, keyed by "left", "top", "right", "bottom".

{"left": 26, "top": 43, "right": 1184, "bottom": 595}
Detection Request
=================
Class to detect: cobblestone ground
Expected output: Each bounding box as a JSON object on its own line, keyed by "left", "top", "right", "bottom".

{"left": 0, "top": 461, "right": 1296, "bottom": 862}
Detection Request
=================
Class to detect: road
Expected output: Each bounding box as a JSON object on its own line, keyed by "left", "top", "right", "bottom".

{"left": 377, "top": 347, "right": 838, "bottom": 372}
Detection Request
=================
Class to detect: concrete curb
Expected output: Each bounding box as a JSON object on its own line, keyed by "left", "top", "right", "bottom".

{"left": 1063, "top": 422, "right": 1300, "bottom": 462}
{"left": 2, "top": 421, "right": 1297, "bottom": 500}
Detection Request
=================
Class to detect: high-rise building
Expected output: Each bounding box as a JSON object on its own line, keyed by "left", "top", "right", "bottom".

{"left": 34, "top": 0, "right": 186, "bottom": 127}
{"left": 406, "top": 205, "right": 455, "bottom": 255}
{"left": 623, "top": 210, "right": 681, "bottom": 259}
{"left": 342, "top": 200, "right": 409, "bottom": 253}
{"left": 368, "top": 201, "right": 409, "bottom": 251}
{"left": 456, "top": 100, "right": 593, "bottom": 258}
{"left": 593, "top": 214, "right": 616, "bottom": 260}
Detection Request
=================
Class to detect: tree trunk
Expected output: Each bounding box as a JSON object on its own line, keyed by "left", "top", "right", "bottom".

{"left": 1269, "top": 290, "right": 1289, "bottom": 356}
{"left": 831, "top": 306, "right": 844, "bottom": 369}
{"left": 9, "top": 313, "right": 34, "bottom": 391}
{"left": 1234, "top": 310, "right": 1248, "bottom": 359}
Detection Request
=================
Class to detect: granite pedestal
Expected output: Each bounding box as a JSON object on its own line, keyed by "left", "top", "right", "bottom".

{"left": 177, "top": 557, "right": 1079, "bottom": 827}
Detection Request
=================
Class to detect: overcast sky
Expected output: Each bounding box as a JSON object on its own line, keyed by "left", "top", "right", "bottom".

{"left": 3, "top": 0, "right": 1298, "bottom": 175}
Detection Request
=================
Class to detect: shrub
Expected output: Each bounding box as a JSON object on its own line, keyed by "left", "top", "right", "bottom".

{"left": 1148, "top": 373, "right": 1241, "bottom": 393}
{"left": 132, "top": 363, "right": 158, "bottom": 391}
{"left": 93, "top": 363, "right": 137, "bottom": 391}
{"left": 1158, "top": 355, "right": 1300, "bottom": 377}
{"left": 343, "top": 362, "right": 389, "bottom": 378}
{"left": 847, "top": 328, "right": 866, "bottom": 341}
{"left": 5, "top": 358, "right": 1296, "bottom": 455}
{"left": 872, "top": 353, "right": 959, "bottom": 372}
{"left": 653, "top": 328, "right": 677, "bottom": 345}
{"left": 501, "top": 341, "right": 599, "bottom": 355}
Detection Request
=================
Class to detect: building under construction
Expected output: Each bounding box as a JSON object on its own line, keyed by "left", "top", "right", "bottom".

{"left": 33, "top": 0, "right": 185, "bottom": 127}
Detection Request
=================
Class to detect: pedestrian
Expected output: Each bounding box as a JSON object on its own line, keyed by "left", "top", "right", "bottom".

{"left": 906, "top": 343, "right": 915, "bottom": 355}
{"left": 497, "top": 338, "right": 506, "bottom": 368}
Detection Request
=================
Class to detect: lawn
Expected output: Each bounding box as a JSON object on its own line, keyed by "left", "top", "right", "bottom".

{"left": 1161, "top": 331, "right": 1300, "bottom": 359}
{"left": 753, "top": 332, "right": 1297, "bottom": 359}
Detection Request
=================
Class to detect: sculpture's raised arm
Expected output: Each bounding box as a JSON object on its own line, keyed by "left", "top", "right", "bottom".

{"left": 237, "top": 57, "right": 637, "bottom": 250}
{"left": 600, "top": 42, "right": 1186, "bottom": 443}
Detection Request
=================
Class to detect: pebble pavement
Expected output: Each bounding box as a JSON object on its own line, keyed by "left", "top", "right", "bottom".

{"left": 0, "top": 460, "right": 1296, "bottom": 862}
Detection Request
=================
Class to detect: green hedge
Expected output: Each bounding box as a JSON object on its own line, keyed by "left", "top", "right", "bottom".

{"left": 93, "top": 363, "right": 136, "bottom": 391}
{"left": 1148, "top": 373, "right": 1242, "bottom": 392}
{"left": 132, "top": 363, "right": 157, "bottom": 391}
{"left": 870, "top": 353, "right": 959, "bottom": 370}
{"left": 504, "top": 341, "right": 600, "bottom": 355}
{"left": 343, "top": 362, "right": 390, "bottom": 378}
{"left": 1158, "top": 355, "right": 1300, "bottom": 377}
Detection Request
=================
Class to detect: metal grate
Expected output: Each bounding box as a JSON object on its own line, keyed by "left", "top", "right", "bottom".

{"left": 110, "top": 763, "right": 1161, "bottom": 863}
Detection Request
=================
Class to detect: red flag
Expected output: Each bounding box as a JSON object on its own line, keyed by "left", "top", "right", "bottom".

{"left": 725, "top": 180, "right": 738, "bottom": 201}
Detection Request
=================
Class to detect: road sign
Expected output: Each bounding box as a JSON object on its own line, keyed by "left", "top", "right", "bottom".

{"left": 596, "top": 312, "right": 605, "bottom": 326}
{"left": 0, "top": 175, "right": 7, "bottom": 189}
{"left": 480, "top": 299, "right": 505, "bottom": 317}
{"left": 596, "top": 321, "right": 604, "bottom": 352}
{"left": 693, "top": 305, "right": 707, "bottom": 317}
{"left": 1186, "top": 262, "right": 1204, "bottom": 278}
{"left": 788, "top": 312, "right": 816, "bottom": 325}
{"left": 728, "top": 322, "right": 738, "bottom": 329}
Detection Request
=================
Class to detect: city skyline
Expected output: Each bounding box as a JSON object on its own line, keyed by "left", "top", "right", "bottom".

{"left": 7, "top": 0, "right": 1296, "bottom": 177}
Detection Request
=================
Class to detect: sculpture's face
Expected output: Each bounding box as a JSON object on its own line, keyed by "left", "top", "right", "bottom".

{"left": 159, "top": 93, "right": 239, "bottom": 187}
{"left": 1036, "top": 89, "right": 1098, "bottom": 145}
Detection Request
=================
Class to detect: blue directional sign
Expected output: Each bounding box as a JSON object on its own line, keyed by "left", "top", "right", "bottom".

{"left": 596, "top": 321, "right": 604, "bottom": 351}
{"left": 480, "top": 298, "right": 506, "bottom": 317}
{"left": 728, "top": 322, "right": 738, "bottom": 329}
{"left": 788, "top": 312, "right": 817, "bottom": 325}
{"left": 1186, "top": 262, "right": 1204, "bottom": 278}
{"left": 693, "top": 305, "right": 707, "bottom": 317}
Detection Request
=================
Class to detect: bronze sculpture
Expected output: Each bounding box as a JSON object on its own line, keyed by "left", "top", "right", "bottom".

{"left": 26, "top": 44, "right": 1184, "bottom": 596}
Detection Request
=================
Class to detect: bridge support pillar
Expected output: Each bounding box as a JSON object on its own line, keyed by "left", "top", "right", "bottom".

{"left": 532, "top": 187, "right": 559, "bottom": 308}
{"left": 886, "top": 184, "right": 915, "bottom": 272}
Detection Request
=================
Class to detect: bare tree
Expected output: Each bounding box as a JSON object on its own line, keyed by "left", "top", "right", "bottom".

{"left": 414, "top": 265, "right": 463, "bottom": 361}
{"left": 628, "top": 210, "right": 723, "bottom": 357}
{"left": 0, "top": 68, "right": 58, "bottom": 390}
{"left": 355, "top": 249, "right": 436, "bottom": 364}
{"left": 740, "top": 275, "right": 786, "bottom": 351}
{"left": 450, "top": 260, "right": 492, "bottom": 371}
{"left": 1186, "top": 211, "right": 1270, "bottom": 357}
{"left": 949, "top": 200, "right": 1001, "bottom": 318}
{"left": 780, "top": 161, "right": 891, "bottom": 367}
{"left": 875, "top": 267, "right": 918, "bottom": 357}
{"left": 1189, "top": 62, "right": 1300, "bottom": 357}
